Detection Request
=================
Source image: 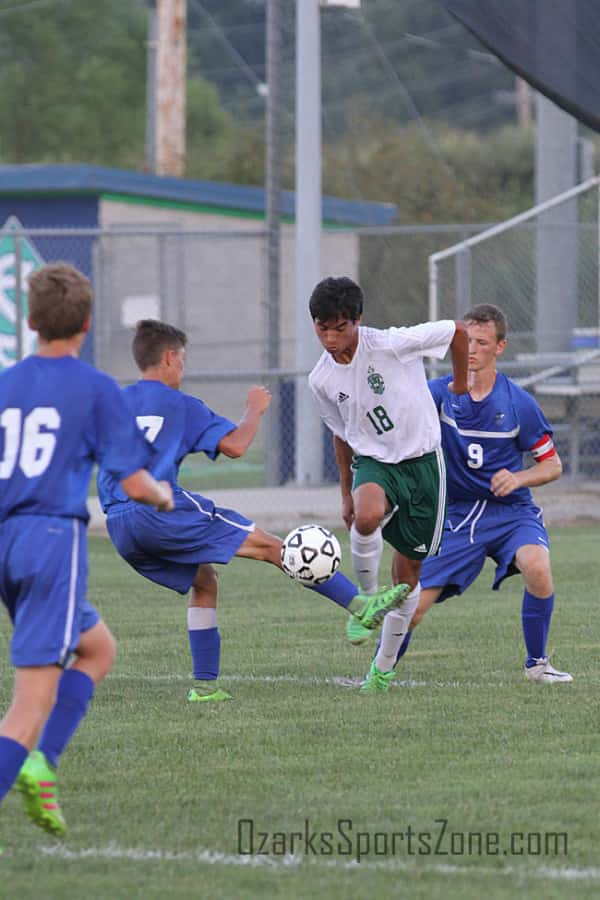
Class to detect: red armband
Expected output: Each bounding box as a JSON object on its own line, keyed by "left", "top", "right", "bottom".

{"left": 530, "top": 433, "right": 556, "bottom": 461}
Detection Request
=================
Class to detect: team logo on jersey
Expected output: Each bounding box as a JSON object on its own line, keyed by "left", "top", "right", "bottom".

{"left": 367, "top": 366, "right": 385, "bottom": 395}
{"left": 495, "top": 412, "right": 505, "bottom": 422}
{"left": 337, "top": 392, "right": 349, "bottom": 403}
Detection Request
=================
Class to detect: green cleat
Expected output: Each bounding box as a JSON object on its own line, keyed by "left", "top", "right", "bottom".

{"left": 346, "top": 614, "right": 372, "bottom": 645}
{"left": 188, "top": 685, "right": 233, "bottom": 703}
{"left": 350, "top": 582, "right": 410, "bottom": 631}
{"left": 359, "top": 660, "right": 396, "bottom": 694}
{"left": 16, "top": 751, "right": 66, "bottom": 838}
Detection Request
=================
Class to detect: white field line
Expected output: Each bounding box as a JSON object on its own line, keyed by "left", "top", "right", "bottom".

{"left": 108, "top": 672, "right": 457, "bottom": 689}
{"left": 109, "top": 671, "right": 598, "bottom": 688}
{"left": 38, "top": 844, "right": 600, "bottom": 882}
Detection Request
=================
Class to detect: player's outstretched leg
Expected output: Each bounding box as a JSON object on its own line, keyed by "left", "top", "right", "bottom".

{"left": 346, "top": 616, "right": 372, "bottom": 645}
{"left": 16, "top": 750, "right": 66, "bottom": 838}
{"left": 348, "top": 583, "right": 411, "bottom": 630}
{"left": 235, "top": 526, "right": 409, "bottom": 625}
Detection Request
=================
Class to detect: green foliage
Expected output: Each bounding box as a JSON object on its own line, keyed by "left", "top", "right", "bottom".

{"left": 0, "top": 0, "right": 537, "bottom": 229}
{"left": 216, "top": 121, "right": 267, "bottom": 187}
{"left": 0, "top": 0, "right": 148, "bottom": 167}
{"left": 185, "top": 76, "right": 236, "bottom": 181}
{"left": 321, "top": 119, "right": 536, "bottom": 324}
{"left": 323, "top": 115, "right": 535, "bottom": 224}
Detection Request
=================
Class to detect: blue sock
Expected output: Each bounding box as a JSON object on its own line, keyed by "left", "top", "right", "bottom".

{"left": 38, "top": 669, "right": 95, "bottom": 769}
{"left": 189, "top": 626, "right": 220, "bottom": 681}
{"left": 0, "top": 736, "right": 29, "bottom": 803}
{"left": 522, "top": 591, "right": 554, "bottom": 667}
{"left": 309, "top": 571, "right": 357, "bottom": 609}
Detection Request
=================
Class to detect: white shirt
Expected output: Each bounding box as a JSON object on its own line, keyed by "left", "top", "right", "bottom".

{"left": 309, "top": 321, "right": 456, "bottom": 463}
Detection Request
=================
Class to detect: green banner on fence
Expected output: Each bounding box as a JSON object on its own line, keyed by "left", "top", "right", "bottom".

{"left": 0, "top": 215, "right": 45, "bottom": 369}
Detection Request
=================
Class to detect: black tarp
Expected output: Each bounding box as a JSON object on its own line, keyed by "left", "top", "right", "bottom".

{"left": 442, "top": 0, "right": 600, "bottom": 132}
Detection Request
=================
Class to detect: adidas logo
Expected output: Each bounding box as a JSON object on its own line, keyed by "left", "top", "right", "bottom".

{"left": 337, "top": 392, "right": 349, "bottom": 403}
{"left": 413, "top": 543, "right": 427, "bottom": 553}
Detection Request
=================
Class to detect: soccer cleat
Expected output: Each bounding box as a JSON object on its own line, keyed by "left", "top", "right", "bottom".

{"left": 346, "top": 614, "right": 372, "bottom": 645}
{"left": 188, "top": 686, "right": 233, "bottom": 703}
{"left": 351, "top": 582, "right": 410, "bottom": 631}
{"left": 359, "top": 660, "right": 395, "bottom": 694}
{"left": 525, "top": 657, "right": 573, "bottom": 684}
{"left": 16, "top": 750, "right": 66, "bottom": 838}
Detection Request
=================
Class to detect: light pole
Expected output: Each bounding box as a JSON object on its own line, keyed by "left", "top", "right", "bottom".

{"left": 294, "top": 0, "right": 323, "bottom": 485}
{"left": 265, "top": 0, "right": 283, "bottom": 486}
{"left": 294, "top": 0, "right": 361, "bottom": 485}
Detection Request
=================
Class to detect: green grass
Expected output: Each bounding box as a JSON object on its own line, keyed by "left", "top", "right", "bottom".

{"left": 1, "top": 526, "right": 599, "bottom": 899}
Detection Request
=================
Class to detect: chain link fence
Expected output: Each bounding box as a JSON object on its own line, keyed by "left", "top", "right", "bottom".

{"left": 2, "top": 219, "right": 598, "bottom": 484}
{"left": 429, "top": 177, "right": 600, "bottom": 480}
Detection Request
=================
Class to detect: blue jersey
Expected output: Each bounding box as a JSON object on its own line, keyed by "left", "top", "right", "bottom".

{"left": 97, "top": 379, "right": 235, "bottom": 510}
{"left": 0, "top": 355, "right": 153, "bottom": 523}
{"left": 429, "top": 373, "right": 553, "bottom": 505}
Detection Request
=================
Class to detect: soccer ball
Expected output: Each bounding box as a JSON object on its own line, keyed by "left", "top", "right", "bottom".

{"left": 280, "top": 524, "right": 341, "bottom": 585}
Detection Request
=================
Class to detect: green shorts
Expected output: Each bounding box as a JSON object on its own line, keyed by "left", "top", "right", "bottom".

{"left": 351, "top": 450, "right": 446, "bottom": 560}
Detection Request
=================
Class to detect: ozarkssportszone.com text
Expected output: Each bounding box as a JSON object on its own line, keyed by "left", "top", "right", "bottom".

{"left": 237, "top": 818, "right": 568, "bottom": 862}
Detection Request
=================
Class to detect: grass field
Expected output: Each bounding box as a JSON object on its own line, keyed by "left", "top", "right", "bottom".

{"left": 1, "top": 525, "right": 599, "bottom": 899}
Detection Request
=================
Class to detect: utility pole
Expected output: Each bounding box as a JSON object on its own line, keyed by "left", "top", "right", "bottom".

{"left": 535, "top": 92, "right": 578, "bottom": 353}
{"left": 295, "top": 0, "right": 323, "bottom": 485}
{"left": 293, "top": 0, "right": 360, "bottom": 484}
{"left": 145, "top": 0, "right": 158, "bottom": 172}
{"left": 515, "top": 76, "right": 532, "bottom": 128}
{"left": 265, "top": 0, "right": 283, "bottom": 485}
{"left": 156, "top": 0, "right": 187, "bottom": 177}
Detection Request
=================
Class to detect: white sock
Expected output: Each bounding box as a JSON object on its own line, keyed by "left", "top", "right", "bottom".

{"left": 375, "top": 583, "right": 421, "bottom": 672}
{"left": 350, "top": 524, "right": 383, "bottom": 594}
{"left": 187, "top": 607, "right": 217, "bottom": 630}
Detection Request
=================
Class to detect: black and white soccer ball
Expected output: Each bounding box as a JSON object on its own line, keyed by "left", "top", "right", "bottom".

{"left": 281, "top": 524, "right": 342, "bottom": 585}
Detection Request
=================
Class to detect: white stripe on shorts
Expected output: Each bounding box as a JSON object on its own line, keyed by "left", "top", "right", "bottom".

{"left": 59, "top": 519, "right": 79, "bottom": 665}
{"left": 181, "top": 489, "right": 255, "bottom": 533}
{"left": 427, "top": 447, "right": 447, "bottom": 557}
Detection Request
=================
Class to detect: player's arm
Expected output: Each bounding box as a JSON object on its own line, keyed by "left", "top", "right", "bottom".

{"left": 217, "top": 385, "right": 272, "bottom": 458}
{"left": 447, "top": 321, "right": 469, "bottom": 395}
{"left": 333, "top": 435, "right": 355, "bottom": 529}
{"left": 121, "top": 469, "right": 174, "bottom": 511}
{"left": 490, "top": 437, "right": 562, "bottom": 497}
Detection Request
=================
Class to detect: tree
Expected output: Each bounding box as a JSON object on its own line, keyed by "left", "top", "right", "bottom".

{"left": 0, "top": 1, "right": 147, "bottom": 167}
{"left": 322, "top": 114, "right": 534, "bottom": 223}
{"left": 185, "top": 77, "right": 236, "bottom": 181}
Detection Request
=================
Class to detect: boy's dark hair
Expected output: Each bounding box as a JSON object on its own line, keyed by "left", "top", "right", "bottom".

{"left": 132, "top": 319, "right": 187, "bottom": 371}
{"left": 28, "top": 262, "right": 92, "bottom": 341}
{"left": 309, "top": 276, "right": 364, "bottom": 323}
{"left": 464, "top": 303, "right": 508, "bottom": 342}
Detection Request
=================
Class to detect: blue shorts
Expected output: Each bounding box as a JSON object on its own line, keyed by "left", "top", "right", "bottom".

{"left": 420, "top": 499, "right": 550, "bottom": 602}
{"left": 106, "top": 488, "right": 255, "bottom": 595}
{"left": 0, "top": 515, "right": 100, "bottom": 667}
